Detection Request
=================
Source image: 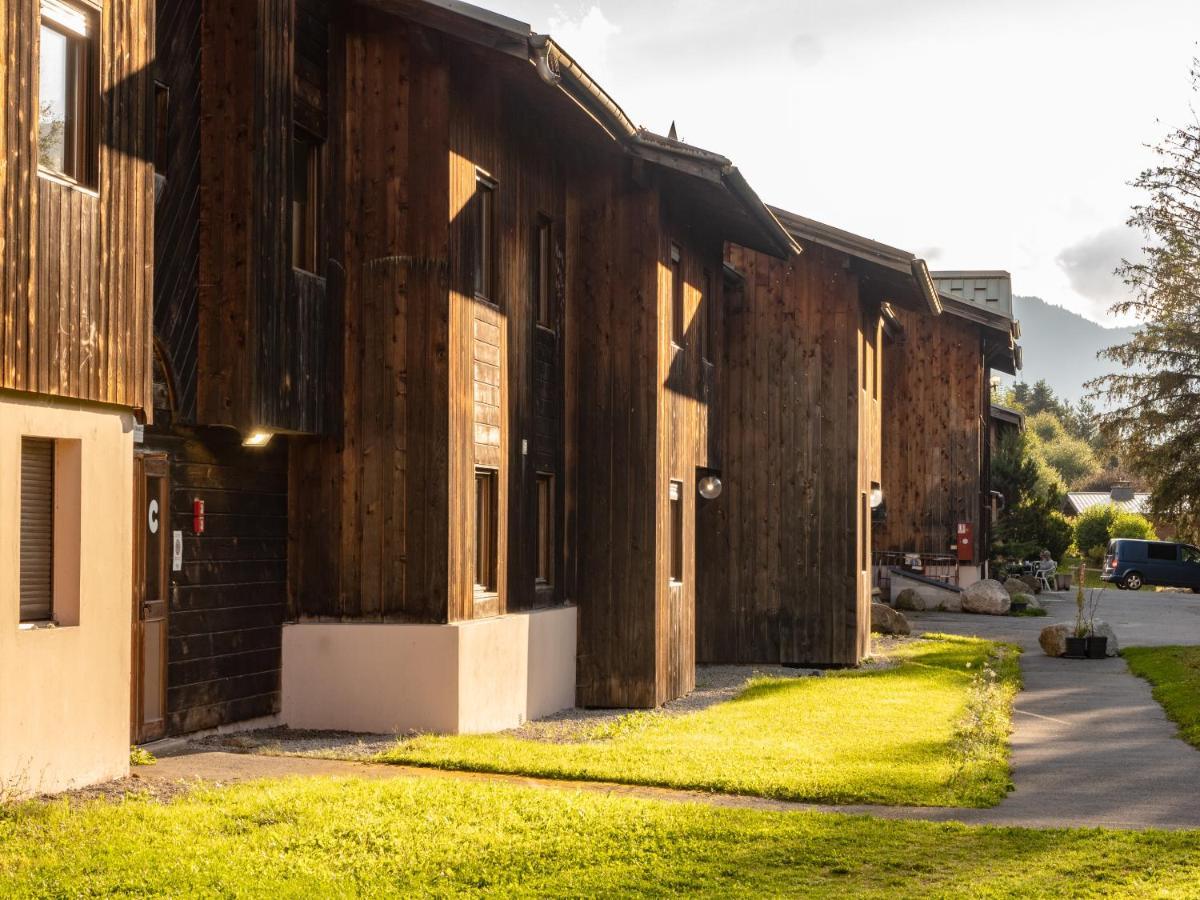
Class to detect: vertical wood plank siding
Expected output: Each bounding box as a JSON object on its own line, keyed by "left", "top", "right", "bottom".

{"left": 696, "top": 243, "right": 873, "bottom": 667}
{"left": 0, "top": 0, "right": 154, "bottom": 412}
{"left": 877, "top": 308, "right": 986, "bottom": 563}
{"left": 197, "top": 0, "right": 325, "bottom": 435}
{"left": 155, "top": 0, "right": 202, "bottom": 421}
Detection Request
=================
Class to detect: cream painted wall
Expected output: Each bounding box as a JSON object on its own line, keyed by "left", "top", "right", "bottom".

{"left": 281, "top": 607, "right": 578, "bottom": 735}
{"left": 0, "top": 393, "right": 135, "bottom": 796}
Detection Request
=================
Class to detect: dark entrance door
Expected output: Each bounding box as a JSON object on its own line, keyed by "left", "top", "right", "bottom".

{"left": 132, "top": 453, "right": 170, "bottom": 744}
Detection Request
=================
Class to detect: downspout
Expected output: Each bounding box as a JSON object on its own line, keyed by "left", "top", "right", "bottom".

{"left": 529, "top": 35, "right": 561, "bottom": 86}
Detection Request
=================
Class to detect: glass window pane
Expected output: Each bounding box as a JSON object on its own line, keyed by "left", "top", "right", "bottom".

{"left": 39, "top": 25, "right": 69, "bottom": 173}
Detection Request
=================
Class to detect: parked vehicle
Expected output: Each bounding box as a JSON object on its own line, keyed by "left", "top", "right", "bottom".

{"left": 1102, "top": 539, "right": 1200, "bottom": 592}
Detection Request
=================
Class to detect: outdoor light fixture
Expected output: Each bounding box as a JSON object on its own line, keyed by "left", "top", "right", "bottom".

{"left": 870, "top": 486, "right": 885, "bottom": 509}
{"left": 698, "top": 475, "right": 723, "bottom": 500}
{"left": 242, "top": 430, "right": 274, "bottom": 448}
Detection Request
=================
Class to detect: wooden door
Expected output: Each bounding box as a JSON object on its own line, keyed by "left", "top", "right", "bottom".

{"left": 132, "top": 453, "right": 170, "bottom": 744}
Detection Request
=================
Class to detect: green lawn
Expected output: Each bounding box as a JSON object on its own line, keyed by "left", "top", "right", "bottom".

{"left": 379, "top": 635, "right": 1021, "bottom": 808}
{"left": 4, "top": 777, "right": 1200, "bottom": 898}
{"left": 1124, "top": 646, "right": 1200, "bottom": 748}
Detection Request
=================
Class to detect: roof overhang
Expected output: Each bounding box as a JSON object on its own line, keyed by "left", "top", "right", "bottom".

{"left": 990, "top": 404, "right": 1025, "bottom": 431}
{"left": 360, "top": 1, "right": 797, "bottom": 259}
{"left": 768, "top": 207, "right": 943, "bottom": 316}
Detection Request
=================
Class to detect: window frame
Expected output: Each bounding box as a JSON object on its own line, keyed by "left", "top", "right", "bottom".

{"left": 474, "top": 467, "right": 499, "bottom": 598}
{"left": 153, "top": 81, "right": 171, "bottom": 177}
{"left": 474, "top": 170, "right": 498, "bottom": 304}
{"left": 535, "top": 472, "right": 555, "bottom": 590}
{"left": 291, "top": 127, "right": 324, "bottom": 275}
{"left": 670, "top": 244, "right": 684, "bottom": 347}
{"left": 669, "top": 479, "right": 684, "bottom": 585}
{"left": 37, "top": 0, "right": 100, "bottom": 189}
{"left": 534, "top": 215, "right": 554, "bottom": 332}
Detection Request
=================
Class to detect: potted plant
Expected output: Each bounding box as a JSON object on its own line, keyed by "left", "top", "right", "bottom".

{"left": 1067, "top": 563, "right": 1107, "bottom": 659}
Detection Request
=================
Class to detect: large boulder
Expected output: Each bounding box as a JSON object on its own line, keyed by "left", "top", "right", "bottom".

{"left": 1003, "top": 578, "right": 1029, "bottom": 598}
{"left": 895, "top": 588, "right": 934, "bottom": 612}
{"left": 1090, "top": 621, "right": 1121, "bottom": 657}
{"left": 962, "top": 579, "right": 1012, "bottom": 616}
{"left": 871, "top": 603, "right": 911, "bottom": 636}
{"left": 1020, "top": 574, "right": 1042, "bottom": 595}
{"left": 1039, "top": 623, "right": 1071, "bottom": 657}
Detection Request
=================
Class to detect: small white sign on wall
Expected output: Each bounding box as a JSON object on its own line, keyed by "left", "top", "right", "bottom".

{"left": 172, "top": 530, "right": 183, "bottom": 573}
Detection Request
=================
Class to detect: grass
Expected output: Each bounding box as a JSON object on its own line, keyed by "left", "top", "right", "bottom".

{"left": 4, "top": 777, "right": 1200, "bottom": 897}
{"left": 1124, "top": 646, "right": 1200, "bottom": 749}
{"left": 379, "top": 635, "right": 1021, "bottom": 808}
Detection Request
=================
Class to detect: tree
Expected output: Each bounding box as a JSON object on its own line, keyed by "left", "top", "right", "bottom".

{"left": 1073, "top": 503, "right": 1157, "bottom": 565}
{"left": 1091, "top": 62, "right": 1200, "bottom": 540}
{"left": 991, "top": 431, "right": 1073, "bottom": 562}
{"left": 1024, "top": 411, "right": 1101, "bottom": 488}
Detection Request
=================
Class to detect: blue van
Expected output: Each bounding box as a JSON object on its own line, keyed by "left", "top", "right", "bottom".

{"left": 1102, "top": 539, "right": 1200, "bottom": 592}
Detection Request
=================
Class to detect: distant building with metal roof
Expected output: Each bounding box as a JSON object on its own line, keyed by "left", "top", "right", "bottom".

{"left": 1065, "top": 486, "right": 1152, "bottom": 517}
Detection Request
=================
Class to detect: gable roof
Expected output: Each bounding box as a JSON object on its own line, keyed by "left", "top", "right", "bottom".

{"left": 767, "top": 207, "right": 943, "bottom": 316}
{"left": 362, "top": 0, "right": 798, "bottom": 258}
{"left": 932, "top": 270, "right": 1022, "bottom": 376}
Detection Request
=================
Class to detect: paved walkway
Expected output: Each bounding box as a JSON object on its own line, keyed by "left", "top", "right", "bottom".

{"left": 138, "top": 589, "right": 1200, "bottom": 831}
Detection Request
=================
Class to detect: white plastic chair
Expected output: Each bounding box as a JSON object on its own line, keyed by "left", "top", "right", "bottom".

{"left": 1036, "top": 563, "right": 1057, "bottom": 593}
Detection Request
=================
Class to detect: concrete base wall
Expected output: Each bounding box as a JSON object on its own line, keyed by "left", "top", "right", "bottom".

{"left": 0, "top": 394, "right": 135, "bottom": 796}
{"left": 281, "top": 607, "right": 578, "bottom": 734}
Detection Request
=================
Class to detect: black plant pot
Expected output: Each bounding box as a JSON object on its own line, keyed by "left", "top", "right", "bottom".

{"left": 1085, "top": 636, "right": 1109, "bottom": 659}
{"left": 1011, "top": 601, "right": 1028, "bottom": 614}
{"left": 1064, "top": 637, "right": 1088, "bottom": 659}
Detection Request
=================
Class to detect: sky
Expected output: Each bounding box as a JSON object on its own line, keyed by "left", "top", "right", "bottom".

{"left": 484, "top": 0, "right": 1200, "bottom": 326}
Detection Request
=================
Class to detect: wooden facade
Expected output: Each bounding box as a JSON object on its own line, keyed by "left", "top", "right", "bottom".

{"left": 876, "top": 307, "right": 989, "bottom": 564}
{"left": 695, "top": 242, "right": 883, "bottom": 666}
{"left": 0, "top": 0, "right": 155, "bottom": 413}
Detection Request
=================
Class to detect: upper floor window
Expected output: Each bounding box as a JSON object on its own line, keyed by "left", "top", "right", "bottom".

{"left": 153, "top": 82, "right": 171, "bottom": 177}
{"left": 474, "top": 171, "right": 497, "bottom": 303}
{"left": 292, "top": 129, "right": 323, "bottom": 274}
{"left": 535, "top": 216, "right": 554, "bottom": 330}
{"left": 670, "top": 244, "right": 684, "bottom": 346}
{"left": 38, "top": 0, "right": 99, "bottom": 188}
{"left": 701, "top": 268, "right": 715, "bottom": 365}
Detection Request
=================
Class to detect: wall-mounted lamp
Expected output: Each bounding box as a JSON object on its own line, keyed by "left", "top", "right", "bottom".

{"left": 698, "top": 475, "right": 723, "bottom": 500}
{"left": 870, "top": 486, "right": 885, "bottom": 510}
{"left": 242, "top": 430, "right": 274, "bottom": 448}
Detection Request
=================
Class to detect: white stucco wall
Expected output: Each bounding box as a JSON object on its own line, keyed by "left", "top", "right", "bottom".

{"left": 281, "top": 606, "right": 578, "bottom": 735}
{"left": 0, "top": 394, "right": 134, "bottom": 796}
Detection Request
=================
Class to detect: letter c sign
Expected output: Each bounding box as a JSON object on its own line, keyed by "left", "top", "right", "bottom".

{"left": 148, "top": 499, "right": 160, "bottom": 535}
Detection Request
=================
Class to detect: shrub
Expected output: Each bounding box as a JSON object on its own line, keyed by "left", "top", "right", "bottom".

{"left": 1074, "top": 504, "right": 1157, "bottom": 560}
{"left": 1074, "top": 504, "right": 1118, "bottom": 556}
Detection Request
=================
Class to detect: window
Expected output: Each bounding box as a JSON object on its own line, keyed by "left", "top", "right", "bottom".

{"left": 474, "top": 469, "right": 499, "bottom": 596}
{"left": 860, "top": 492, "right": 869, "bottom": 573}
{"left": 535, "top": 473, "right": 554, "bottom": 588}
{"left": 1148, "top": 543, "right": 1177, "bottom": 562}
{"left": 153, "top": 81, "right": 170, "bottom": 176}
{"left": 669, "top": 480, "right": 684, "bottom": 584}
{"left": 38, "top": 0, "right": 98, "bottom": 187}
{"left": 701, "top": 269, "right": 715, "bottom": 364}
{"left": 474, "top": 171, "right": 497, "bottom": 302}
{"left": 292, "top": 130, "right": 323, "bottom": 274}
{"left": 535, "top": 217, "right": 554, "bottom": 330}
{"left": 1184, "top": 546, "right": 1200, "bottom": 565}
{"left": 20, "top": 439, "right": 56, "bottom": 623}
{"left": 670, "top": 244, "right": 684, "bottom": 346}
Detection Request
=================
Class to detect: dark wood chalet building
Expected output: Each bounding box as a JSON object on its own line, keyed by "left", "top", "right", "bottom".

{"left": 697, "top": 212, "right": 942, "bottom": 667}
{"left": 875, "top": 271, "right": 1021, "bottom": 587}
{"left": 144, "top": 0, "right": 795, "bottom": 739}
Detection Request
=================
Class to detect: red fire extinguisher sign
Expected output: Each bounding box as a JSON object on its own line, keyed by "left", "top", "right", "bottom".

{"left": 193, "top": 498, "right": 206, "bottom": 535}
{"left": 956, "top": 523, "right": 973, "bottom": 562}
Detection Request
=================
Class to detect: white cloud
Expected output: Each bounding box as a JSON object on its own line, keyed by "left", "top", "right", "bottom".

{"left": 546, "top": 6, "right": 620, "bottom": 83}
{"left": 1055, "top": 226, "right": 1141, "bottom": 318}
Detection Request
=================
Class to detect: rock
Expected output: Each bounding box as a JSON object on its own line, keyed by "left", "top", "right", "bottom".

{"left": 871, "top": 603, "right": 911, "bottom": 636}
{"left": 1090, "top": 621, "right": 1120, "bottom": 656}
{"left": 1020, "top": 574, "right": 1042, "bottom": 595}
{"left": 895, "top": 588, "right": 931, "bottom": 612}
{"left": 961, "top": 579, "right": 1012, "bottom": 616}
{"left": 1025, "top": 595, "right": 1044, "bottom": 611}
{"left": 1039, "top": 623, "right": 1071, "bottom": 657}
{"left": 1003, "top": 578, "right": 1029, "bottom": 598}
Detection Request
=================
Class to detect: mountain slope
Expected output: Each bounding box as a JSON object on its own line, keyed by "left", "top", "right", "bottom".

{"left": 1005, "top": 296, "right": 1136, "bottom": 407}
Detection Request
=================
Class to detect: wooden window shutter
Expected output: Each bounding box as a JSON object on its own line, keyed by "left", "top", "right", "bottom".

{"left": 20, "top": 438, "right": 55, "bottom": 622}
